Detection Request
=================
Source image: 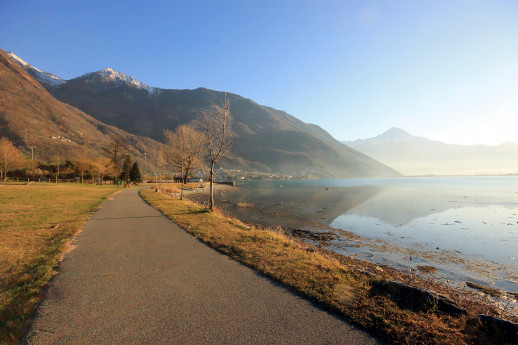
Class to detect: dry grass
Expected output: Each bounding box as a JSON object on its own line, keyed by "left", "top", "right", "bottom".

{"left": 159, "top": 183, "right": 181, "bottom": 194}
{"left": 417, "top": 265, "right": 438, "bottom": 274}
{"left": 156, "top": 182, "right": 204, "bottom": 195}
{"left": 466, "top": 282, "right": 502, "bottom": 297}
{"left": 0, "top": 183, "right": 117, "bottom": 345}
{"left": 140, "top": 189, "right": 497, "bottom": 345}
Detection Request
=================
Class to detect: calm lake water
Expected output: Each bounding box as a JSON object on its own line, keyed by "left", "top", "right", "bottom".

{"left": 213, "top": 177, "right": 518, "bottom": 293}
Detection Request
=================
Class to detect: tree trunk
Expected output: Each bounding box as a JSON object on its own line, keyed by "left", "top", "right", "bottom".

{"left": 209, "top": 161, "right": 215, "bottom": 210}
{"left": 81, "top": 172, "right": 84, "bottom": 184}
{"left": 184, "top": 166, "right": 190, "bottom": 184}
{"left": 180, "top": 165, "right": 184, "bottom": 200}
{"left": 113, "top": 151, "right": 118, "bottom": 186}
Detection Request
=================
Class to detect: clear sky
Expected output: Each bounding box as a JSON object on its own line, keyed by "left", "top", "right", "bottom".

{"left": 2, "top": 0, "right": 517, "bottom": 145}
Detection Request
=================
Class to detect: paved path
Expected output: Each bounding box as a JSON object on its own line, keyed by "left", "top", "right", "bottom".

{"left": 26, "top": 188, "right": 380, "bottom": 345}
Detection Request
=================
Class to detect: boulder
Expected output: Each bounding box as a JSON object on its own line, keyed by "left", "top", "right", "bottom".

{"left": 378, "top": 280, "right": 467, "bottom": 316}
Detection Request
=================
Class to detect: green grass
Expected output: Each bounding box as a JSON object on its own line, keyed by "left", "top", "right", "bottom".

{"left": 0, "top": 183, "right": 117, "bottom": 344}
{"left": 140, "top": 189, "right": 483, "bottom": 345}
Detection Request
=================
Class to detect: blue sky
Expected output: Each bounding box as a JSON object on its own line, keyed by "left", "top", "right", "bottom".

{"left": 2, "top": 0, "right": 517, "bottom": 145}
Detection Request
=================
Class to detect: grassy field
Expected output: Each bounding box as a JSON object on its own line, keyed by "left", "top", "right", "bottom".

{"left": 141, "top": 188, "right": 516, "bottom": 345}
{"left": 0, "top": 183, "right": 117, "bottom": 344}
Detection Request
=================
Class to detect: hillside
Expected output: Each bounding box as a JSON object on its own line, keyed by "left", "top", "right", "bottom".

{"left": 39, "top": 66, "right": 400, "bottom": 178}
{"left": 0, "top": 50, "right": 161, "bottom": 166}
{"left": 345, "top": 127, "right": 518, "bottom": 176}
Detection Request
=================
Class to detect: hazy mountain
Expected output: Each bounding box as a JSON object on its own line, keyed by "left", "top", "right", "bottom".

{"left": 0, "top": 49, "right": 161, "bottom": 165}
{"left": 345, "top": 127, "right": 518, "bottom": 176}
{"left": 8, "top": 53, "right": 400, "bottom": 178}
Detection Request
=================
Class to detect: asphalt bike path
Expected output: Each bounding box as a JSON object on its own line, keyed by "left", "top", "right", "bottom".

{"left": 26, "top": 188, "right": 380, "bottom": 344}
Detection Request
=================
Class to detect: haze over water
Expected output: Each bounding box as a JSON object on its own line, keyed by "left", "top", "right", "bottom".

{"left": 218, "top": 177, "right": 518, "bottom": 293}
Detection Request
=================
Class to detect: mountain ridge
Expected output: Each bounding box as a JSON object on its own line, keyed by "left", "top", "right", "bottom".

{"left": 4, "top": 51, "right": 401, "bottom": 178}
{"left": 0, "top": 49, "right": 162, "bottom": 167}
{"left": 345, "top": 128, "right": 518, "bottom": 176}
{"left": 78, "top": 67, "right": 160, "bottom": 94}
{"left": 6, "top": 51, "right": 65, "bottom": 87}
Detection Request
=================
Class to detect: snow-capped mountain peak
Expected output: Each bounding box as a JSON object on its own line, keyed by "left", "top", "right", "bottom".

{"left": 7, "top": 51, "right": 29, "bottom": 67}
{"left": 81, "top": 67, "right": 160, "bottom": 94}
{"left": 6, "top": 51, "right": 160, "bottom": 94}
{"left": 6, "top": 51, "right": 65, "bottom": 87}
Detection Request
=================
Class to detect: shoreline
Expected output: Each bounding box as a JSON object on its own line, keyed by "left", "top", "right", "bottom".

{"left": 142, "top": 187, "right": 518, "bottom": 344}
{"left": 185, "top": 185, "right": 518, "bottom": 319}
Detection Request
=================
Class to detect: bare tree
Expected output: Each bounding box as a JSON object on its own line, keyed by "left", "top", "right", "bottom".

{"left": 28, "top": 159, "right": 38, "bottom": 178}
{"left": 150, "top": 145, "right": 166, "bottom": 191}
{"left": 74, "top": 150, "right": 90, "bottom": 184}
{"left": 94, "top": 157, "right": 116, "bottom": 185}
{"left": 104, "top": 134, "right": 127, "bottom": 185}
{"left": 164, "top": 125, "right": 205, "bottom": 200}
{"left": 52, "top": 154, "right": 63, "bottom": 183}
{"left": 198, "top": 93, "right": 233, "bottom": 210}
{"left": 0, "top": 137, "right": 26, "bottom": 181}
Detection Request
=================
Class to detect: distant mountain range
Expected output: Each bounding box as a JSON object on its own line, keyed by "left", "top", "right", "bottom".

{"left": 0, "top": 50, "right": 161, "bottom": 165}
{"left": 4, "top": 50, "right": 400, "bottom": 178}
{"left": 344, "top": 127, "right": 518, "bottom": 176}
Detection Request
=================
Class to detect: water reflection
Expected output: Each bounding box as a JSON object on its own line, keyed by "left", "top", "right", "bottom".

{"left": 221, "top": 181, "right": 384, "bottom": 227}
{"left": 209, "top": 177, "right": 518, "bottom": 292}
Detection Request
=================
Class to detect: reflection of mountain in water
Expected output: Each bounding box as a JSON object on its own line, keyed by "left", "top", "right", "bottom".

{"left": 216, "top": 183, "right": 384, "bottom": 228}
{"left": 206, "top": 178, "right": 518, "bottom": 293}
{"left": 214, "top": 178, "right": 518, "bottom": 230}
{"left": 337, "top": 185, "right": 518, "bottom": 227}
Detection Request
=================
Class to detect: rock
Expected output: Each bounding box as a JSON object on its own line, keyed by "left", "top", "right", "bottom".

{"left": 378, "top": 280, "right": 467, "bottom": 316}
{"left": 478, "top": 315, "right": 518, "bottom": 332}
{"left": 466, "top": 315, "right": 518, "bottom": 344}
{"left": 356, "top": 269, "right": 375, "bottom": 278}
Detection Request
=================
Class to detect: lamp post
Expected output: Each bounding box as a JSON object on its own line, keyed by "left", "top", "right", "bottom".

{"left": 144, "top": 153, "right": 147, "bottom": 176}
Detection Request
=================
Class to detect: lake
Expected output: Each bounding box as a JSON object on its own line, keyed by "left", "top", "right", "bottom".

{"left": 208, "top": 176, "right": 518, "bottom": 294}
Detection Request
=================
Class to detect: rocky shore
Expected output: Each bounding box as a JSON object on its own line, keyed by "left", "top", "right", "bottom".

{"left": 182, "top": 183, "right": 518, "bottom": 328}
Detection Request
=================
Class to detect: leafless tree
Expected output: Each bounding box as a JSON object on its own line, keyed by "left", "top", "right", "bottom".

{"left": 53, "top": 154, "right": 63, "bottom": 183}
{"left": 0, "top": 137, "right": 26, "bottom": 181}
{"left": 164, "top": 125, "right": 206, "bottom": 200}
{"left": 198, "top": 93, "right": 233, "bottom": 210}
{"left": 104, "top": 134, "right": 127, "bottom": 184}
{"left": 94, "top": 157, "right": 116, "bottom": 185}
{"left": 151, "top": 145, "right": 166, "bottom": 190}
{"left": 74, "top": 150, "right": 91, "bottom": 184}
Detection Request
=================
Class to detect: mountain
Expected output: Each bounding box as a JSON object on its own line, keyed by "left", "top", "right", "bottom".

{"left": 6, "top": 52, "right": 65, "bottom": 87}
{"left": 77, "top": 67, "right": 159, "bottom": 94}
{"left": 345, "top": 128, "right": 518, "bottom": 176}
{"left": 0, "top": 49, "right": 161, "bottom": 165}
{"left": 8, "top": 54, "right": 400, "bottom": 178}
